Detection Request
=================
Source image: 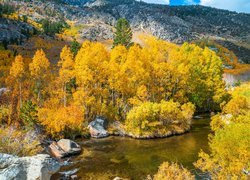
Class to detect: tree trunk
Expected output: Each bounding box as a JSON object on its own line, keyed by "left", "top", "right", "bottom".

{"left": 64, "top": 83, "right": 67, "bottom": 107}
{"left": 37, "top": 89, "right": 41, "bottom": 106}
{"left": 19, "top": 82, "right": 22, "bottom": 109}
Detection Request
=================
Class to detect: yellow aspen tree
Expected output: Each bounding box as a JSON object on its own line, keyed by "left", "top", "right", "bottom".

{"left": 58, "top": 46, "right": 74, "bottom": 107}
{"left": 9, "top": 55, "right": 25, "bottom": 108}
{"left": 29, "top": 49, "right": 50, "bottom": 105}
{"left": 74, "top": 41, "right": 110, "bottom": 119}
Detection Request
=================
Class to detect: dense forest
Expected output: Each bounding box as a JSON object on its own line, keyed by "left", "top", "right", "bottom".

{"left": 0, "top": 2, "right": 250, "bottom": 180}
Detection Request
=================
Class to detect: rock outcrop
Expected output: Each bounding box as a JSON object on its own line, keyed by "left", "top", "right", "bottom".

{"left": 0, "top": 153, "right": 60, "bottom": 180}
{"left": 88, "top": 117, "right": 109, "bottom": 138}
{"left": 0, "top": 18, "right": 35, "bottom": 46}
{"left": 48, "top": 139, "right": 81, "bottom": 159}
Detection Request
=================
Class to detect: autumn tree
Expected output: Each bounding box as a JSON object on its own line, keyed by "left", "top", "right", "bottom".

{"left": 38, "top": 105, "right": 85, "bottom": 139}
{"left": 195, "top": 83, "right": 250, "bottom": 179}
{"left": 58, "top": 46, "right": 74, "bottom": 107}
{"left": 169, "top": 43, "right": 228, "bottom": 111}
{"left": 195, "top": 123, "right": 250, "bottom": 179}
{"left": 0, "top": 45, "right": 14, "bottom": 86}
{"left": 74, "top": 41, "right": 110, "bottom": 120}
{"left": 9, "top": 55, "right": 25, "bottom": 109}
{"left": 29, "top": 49, "right": 50, "bottom": 105}
{"left": 113, "top": 18, "right": 133, "bottom": 48}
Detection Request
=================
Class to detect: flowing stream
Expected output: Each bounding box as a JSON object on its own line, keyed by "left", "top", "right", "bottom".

{"left": 57, "top": 115, "right": 211, "bottom": 179}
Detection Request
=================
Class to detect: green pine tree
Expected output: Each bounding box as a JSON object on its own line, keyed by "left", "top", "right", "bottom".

{"left": 70, "top": 39, "right": 81, "bottom": 57}
{"left": 113, "top": 18, "right": 133, "bottom": 48}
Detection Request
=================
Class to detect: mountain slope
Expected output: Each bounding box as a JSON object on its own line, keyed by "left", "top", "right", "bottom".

{"left": 1, "top": 0, "right": 250, "bottom": 62}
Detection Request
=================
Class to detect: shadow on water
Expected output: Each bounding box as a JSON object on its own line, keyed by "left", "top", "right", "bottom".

{"left": 57, "top": 116, "right": 211, "bottom": 180}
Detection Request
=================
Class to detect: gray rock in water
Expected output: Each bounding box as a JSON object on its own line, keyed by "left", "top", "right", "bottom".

{"left": 88, "top": 117, "right": 109, "bottom": 138}
{"left": 0, "top": 153, "right": 60, "bottom": 180}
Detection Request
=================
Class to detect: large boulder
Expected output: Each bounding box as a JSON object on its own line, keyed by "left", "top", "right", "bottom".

{"left": 48, "top": 141, "right": 67, "bottom": 159}
{"left": 0, "top": 153, "right": 60, "bottom": 180}
{"left": 48, "top": 139, "right": 81, "bottom": 159}
{"left": 57, "top": 139, "right": 81, "bottom": 155}
{"left": 88, "top": 117, "right": 109, "bottom": 138}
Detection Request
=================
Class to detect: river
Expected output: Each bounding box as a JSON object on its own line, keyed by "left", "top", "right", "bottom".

{"left": 58, "top": 115, "right": 211, "bottom": 179}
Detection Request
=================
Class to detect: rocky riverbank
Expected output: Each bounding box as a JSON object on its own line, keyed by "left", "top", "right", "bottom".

{"left": 0, "top": 153, "right": 60, "bottom": 180}
{"left": 88, "top": 117, "right": 191, "bottom": 139}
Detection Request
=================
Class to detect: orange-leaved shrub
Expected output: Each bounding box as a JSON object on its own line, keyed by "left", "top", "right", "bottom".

{"left": 38, "top": 105, "right": 86, "bottom": 139}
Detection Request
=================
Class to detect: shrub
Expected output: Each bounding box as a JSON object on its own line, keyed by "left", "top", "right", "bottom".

{"left": 210, "top": 83, "right": 250, "bottom": 131}
{"left": 154, "top": 162, "right": 194, "bottom": 180}
{"left": 41, "top": 19, "right": 68, "bottom": 36}
{"left": 38, "top": 105, "right": 86, "bottom": 139}
{"left": 195, "top": 123, "right": 250, "bottom": 179}
{"left": 125, "top": 101, "right": 195, "bottom": 137}
{"left": 0, "top": 105, "right": 10, "bottom": 124}
{"left": 0, "top": 3, "right": 15, "bottom": 17}
{"left": 20, "top": 101, "right": 38, "bottom": 129}
{"left": 0, "top": 127, "right": 42, "bottom": 156}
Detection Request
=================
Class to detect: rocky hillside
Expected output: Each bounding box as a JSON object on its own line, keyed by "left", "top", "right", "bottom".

{"left": 0, "top": 18, "right": 35, "bottom": 47}
{"left": 1, "top": 0, "right": 250, "bottom": 62}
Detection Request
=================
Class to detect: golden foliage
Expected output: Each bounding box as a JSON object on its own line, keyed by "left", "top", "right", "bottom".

{"left": 196, "top": 82, "right": 250, "bottom": 179}
{"left": 29, "top": 49, "right": 50, "bottom": 79}
{"left": 0, "top": 127, "right": 42, "bottom": 156}
{"left": 154, "top": 162, "right": 194, "bottom": 180}
{"left": 0, "top": 46, "right": 14, "bottom": 86}
{"left": 58, "top": 45, "right": 74, "bottom": 82}
{"left": 9, "top": 55, "right": 25, "bottom": 81}
{"left": 195, "top": 123, "right": 250, "bottom": 179}
{"left": 38, "top": 105, "right": 85, "bottom": 138}
{"left": 195, "top": 39, "right": 250, "bottom": 75}
{"left": 73, "top": 37, "right": 225, "bottom": 122}
{"left": 125, "top": 101, "right": 195, "bottom": 137}
{"left": 211, "top": 82, "right": 250, "bottom": 131}
{"left": 29, "top": 49, "right": 50, "bottom": 104}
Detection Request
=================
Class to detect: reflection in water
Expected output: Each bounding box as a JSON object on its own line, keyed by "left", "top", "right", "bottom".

{"left": 61, "top": 117, "right": 210, "bottom": 180}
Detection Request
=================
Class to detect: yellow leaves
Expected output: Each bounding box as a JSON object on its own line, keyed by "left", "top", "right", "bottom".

{"left": 0, "top": 127, "right": 43, "bottom": 156}
{"left": 71, "top": 37, "right": 226, "bottom": 121}
{"left": 195, "top": 123, "right": 250, "bottom": 179}
{"left": 38, "top": 105, "right": 85, "bottom": 138}
{"left": 154, "top": 162, "right": 194, "bottom": 180}
{"left": 196, "top": 82, "right": 250, "bottom": 179}
{"left": 75, "top": 41, "right": 109, "bottom": 86}
{"left": 9, "top": 55, "right": 25, "bottom": 81}
{"left": 223, "top": 95, "right": 248, "bottom": 115}
{"left": 110, "top": 45, "right": 128, "bottom": 63}
{"left": 58, "top": 45, "right": 74, "bottom": 83}
{"left": 136, "top": 85, "right": 148, "bottom": 102}
{"left": 29, "top": 49, "right": 50, "bottom": 79}
{"left": 125, "top": 101, "right": 195, "bottom": 136}
{"left": 181, "top": 102, "right": 196, "bottom": 120}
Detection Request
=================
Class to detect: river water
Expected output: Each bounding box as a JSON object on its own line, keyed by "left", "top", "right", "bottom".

{"left": 58, "top": 116, "right": 211, "bottom": 179}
